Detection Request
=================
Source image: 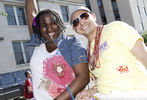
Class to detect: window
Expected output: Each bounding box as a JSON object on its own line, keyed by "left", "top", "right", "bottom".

{"left": 140, "top": 22, "right": 144, "bottom": 31}
{"left": 16, "top": 7, "right": 27, "bottom": 25}
{"left": 97, "top": 0, "right": 107, "bottom": 25}
{"left": 60, "top": 6, "right": 69, "bottom": 22}
{"left": 142, "top": 0, "right": 147, "bottom": 15}
{"left": 143, "top": 7, "right": 147, "bottom": 15}
{"left": 136, "top": 6, "right": 141, "bottom": 15}
{"left": 5, "top": 5, "right": 16, "bottom": 25}
{"left": 5, "top": 5, "right": 27, "bottom": 25}
{"left": 12, "top": 41, "right": 30, "bottom": 65}
{"left": 85, "top": 0, "right": 92, "bottom": 11}
{"left": 111, "top": 0, "right": 121, "bottom": 21}
{"left": 136, "top": 0, "right": 141, "bottom": 15}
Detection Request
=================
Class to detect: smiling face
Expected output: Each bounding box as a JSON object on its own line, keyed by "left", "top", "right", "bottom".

{"left": 72, "top": 10, "right": 97, "bottom": 37}
{"left": 39, "top": 14, "right": 61, "bottom": 43}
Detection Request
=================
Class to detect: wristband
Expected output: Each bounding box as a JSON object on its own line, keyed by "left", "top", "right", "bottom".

{"left": 66, "top": 86, "right": 75, "bottom": 100}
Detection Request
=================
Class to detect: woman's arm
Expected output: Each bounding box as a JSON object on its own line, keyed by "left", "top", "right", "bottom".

{"left": 25, "top": 0, "right": 38, "bottom": 36}
{"left": 55, "top": 62, "right": 90, "bottom": 100}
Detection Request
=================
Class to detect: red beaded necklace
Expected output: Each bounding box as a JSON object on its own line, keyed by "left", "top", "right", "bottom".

{"left": 88, "top": 26, "right": 104, "bottom": 70}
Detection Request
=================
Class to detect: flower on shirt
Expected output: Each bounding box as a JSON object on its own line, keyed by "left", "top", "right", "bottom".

{"left": 43, "top": 55, "right": 75, "bottom": 88}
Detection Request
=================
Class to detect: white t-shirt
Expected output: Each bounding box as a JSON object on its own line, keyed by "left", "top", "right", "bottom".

{"left": 30, "top": 44, "right": 75, "bottom": 100}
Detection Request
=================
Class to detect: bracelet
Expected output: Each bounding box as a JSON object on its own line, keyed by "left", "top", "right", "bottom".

{"left": 89, "top": 96, "right": 99, "bottom": 100}
{"left": 66, "top": 86, "right": 75, "bottom": 100}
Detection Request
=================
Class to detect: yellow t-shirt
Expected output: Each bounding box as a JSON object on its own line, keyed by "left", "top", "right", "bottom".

{"left": 90, "top": 21, "right": 147, "bottom": 94}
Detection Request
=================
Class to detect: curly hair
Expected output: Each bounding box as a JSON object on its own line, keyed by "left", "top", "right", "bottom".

{"left": 32, "top": 9, "right": 66, "bottom": 42}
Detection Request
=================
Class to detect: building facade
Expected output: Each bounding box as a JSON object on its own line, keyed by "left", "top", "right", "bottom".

{"left": 0, "top": 0, "right": 87, "bottom": 74}
{"left": 86, "top": 0, "right": 147, "bottom": 33}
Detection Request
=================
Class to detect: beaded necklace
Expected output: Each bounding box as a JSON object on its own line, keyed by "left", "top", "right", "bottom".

{"left": 88, "top": 26, "right": 104, "bottom": 70}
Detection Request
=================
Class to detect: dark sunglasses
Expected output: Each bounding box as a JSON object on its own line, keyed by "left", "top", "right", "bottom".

{"left": 72, "top": 12, "right": 90, "bottom": 27}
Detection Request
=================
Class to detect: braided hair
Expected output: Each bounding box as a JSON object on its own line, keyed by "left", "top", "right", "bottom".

{"left": 32, "top": 9, "right": 66, "bottom": 42}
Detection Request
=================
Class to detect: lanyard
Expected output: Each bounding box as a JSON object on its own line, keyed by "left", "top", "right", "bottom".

{"left": 88, "top": 25, "right": 104, "bottom": 70}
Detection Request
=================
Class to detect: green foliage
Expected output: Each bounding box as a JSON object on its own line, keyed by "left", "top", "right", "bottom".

{"left": 0, "top": 11, "right": 8, "bottom": 16}
{"left": 142, "top": 31, "right": 147, "bottom": 43}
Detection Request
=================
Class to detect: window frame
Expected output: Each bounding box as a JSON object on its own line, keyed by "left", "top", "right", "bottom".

{"left": 12, "top": 41, "right": 30, "bottom": 65}
{"left": 142, "top": 0, "right": 147, "bottom": 16}
{"left": 4, "top": 5, "right": 27, "bottom": 26}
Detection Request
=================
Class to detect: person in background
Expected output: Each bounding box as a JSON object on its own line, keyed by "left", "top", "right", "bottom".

{"left": 25, "top": 0, "right": 90, "bottom": 100}
{"left": 70, "top": 6, "right": 147, "bottom": 100}
{"left": 23, "top": 71, "right": 34, "bottom": 100}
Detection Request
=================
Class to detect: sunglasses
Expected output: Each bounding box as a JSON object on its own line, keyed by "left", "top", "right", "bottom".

{"left": 72, "top": 12, "right": 90, "bottom": 27}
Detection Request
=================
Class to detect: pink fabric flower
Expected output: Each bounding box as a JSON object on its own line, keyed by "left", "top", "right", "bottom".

{"left": 48, "top": 82, "right": 64, "bottom": 98}
{"left": 43, "top": 55, "right": 75, "bottom": 88}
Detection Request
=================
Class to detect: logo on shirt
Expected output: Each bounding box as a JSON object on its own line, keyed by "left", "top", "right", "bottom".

{"left": 116, "top": 65, "right": 129, "bottom": 74}
{"left": 99, "top": 41, "right": 109, "bottom": 55}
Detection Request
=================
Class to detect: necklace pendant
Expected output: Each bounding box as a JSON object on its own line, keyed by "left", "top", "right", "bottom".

{"left": 90, "top": 61, "right": 95, "bottom": 70}
{"left": 90, "top": 65, "right": 95, "bottom": 70}
{"left": 95, "top": 59, "right": 100, "bottom": 68}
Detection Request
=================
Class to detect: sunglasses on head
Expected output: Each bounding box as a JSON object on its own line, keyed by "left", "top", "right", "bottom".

{"left": 72, "top": 12, "right": 90, "bottom": 27}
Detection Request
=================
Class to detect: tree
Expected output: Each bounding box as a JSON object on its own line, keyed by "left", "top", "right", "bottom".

{"left": 142, "top": 31, "right": 147, "bottom": 46}
{"left": 0, "top": 11, "right": 8, "bottom": 16}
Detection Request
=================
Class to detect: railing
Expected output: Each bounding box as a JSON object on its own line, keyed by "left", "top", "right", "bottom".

{"left": 0, "top": 69, "right": 29, "bottom": 100}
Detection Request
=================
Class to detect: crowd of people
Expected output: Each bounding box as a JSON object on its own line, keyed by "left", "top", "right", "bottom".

{"left": 25, "top": 0, "right": 147, "bottom": 100}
